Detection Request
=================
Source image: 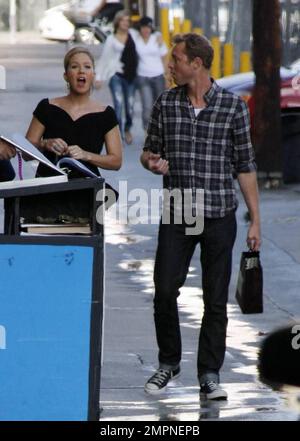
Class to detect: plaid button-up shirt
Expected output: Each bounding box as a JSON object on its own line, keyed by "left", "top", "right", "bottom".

{"left": 143, "top": 80, "right": 257, "bottom": 218}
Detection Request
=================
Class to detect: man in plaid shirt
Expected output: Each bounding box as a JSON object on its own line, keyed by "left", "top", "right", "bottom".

{"left": 141, "top": 33, "right": 261, "bottom": 400}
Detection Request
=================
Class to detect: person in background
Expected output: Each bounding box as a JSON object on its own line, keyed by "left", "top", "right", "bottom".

{"left": 0, "top": 160, "right": 15, "bottom": 182}
{"left": 95, "top": 10, "right": 138, "bottom": 145}
{"left": 0, "top": 141, "right": 16, "bottom": 182}
{"left": 0, "top": 64, "right": 16, "bottom": 181}
{"left": 25, "top": 46, "right": 122, "bottom": 178}
{"left": 131, "top": 16, "right": 169, "bottom": 132}
{"left": 92, "top": 0, "right": 124, "bottom": 22}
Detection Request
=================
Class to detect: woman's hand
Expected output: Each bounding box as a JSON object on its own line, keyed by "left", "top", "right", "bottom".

{"left": 67, "top": 145, "right": 88, "bottom": 161}
{"left": 42, "top": 138, "right": 68, "bottom": 156}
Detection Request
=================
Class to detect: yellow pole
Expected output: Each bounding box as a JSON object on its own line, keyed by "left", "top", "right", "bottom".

{"left": 193, "top": 27, "right": 203, "bottom": 35}
{"left": 130, "top": 15, "right": 140, "bottom": 24}
{"left": 173, "top": 16, "right": 181, "bottom": 36}
{"left": 240, "top": 51, "right": 251, "bottom": 72}
{"left": 160, "top": 7, "right": 170, "bottom": 47}
{"left": 223, "top": 43, "right": 234, "bottom": 76}
{"left": 181, "top": 19, "right": 192, "bottom": 34}
{"left": 211, "top": 36, "right": 221, "bottom": 79}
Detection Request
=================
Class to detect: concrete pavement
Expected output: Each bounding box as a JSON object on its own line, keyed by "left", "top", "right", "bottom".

{"left": 1, "top": 34, "right": 300, "bottom": 421}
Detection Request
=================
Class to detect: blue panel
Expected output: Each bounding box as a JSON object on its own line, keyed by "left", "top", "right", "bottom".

{"left": 0, "top": 244, "right": 94, "bottom": 421}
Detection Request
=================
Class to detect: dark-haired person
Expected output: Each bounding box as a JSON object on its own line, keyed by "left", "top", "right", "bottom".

{"left": 131, "top": 16, "right": 168, "bottom": 131}
{"left": 141, "top": 33, "right": 261, "bottom": 400}
{"left": 25, "top": 46, "right": 122, "bottom": 178}
{"left": 0, "top": 141, "right": 16, "bottom": 182}
{"left": 0, "top": 160, "right": 15, "bottom": 182}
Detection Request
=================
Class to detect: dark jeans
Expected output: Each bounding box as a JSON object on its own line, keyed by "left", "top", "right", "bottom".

{"left": 0, "top": 160, "right": 15, "bottom": 182}
{"left": 109, "top": 73, "right": 136, "bottom": 135}
{"left": 153, "top": 211, "right": 237, "bottom": 379}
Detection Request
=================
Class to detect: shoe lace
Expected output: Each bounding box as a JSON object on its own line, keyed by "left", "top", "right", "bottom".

{"left": 151, "top": 369, "right": 170, "bottom": 386}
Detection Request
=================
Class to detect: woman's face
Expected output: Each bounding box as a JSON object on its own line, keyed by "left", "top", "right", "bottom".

{"left": 118, "top": 16, "right": 130, "bottom": 32}
{"left": 64, "top": 52, "right": 95, "bottom": 95}
{"left": 140, "top": 25, "right": 152, "bottom": 40}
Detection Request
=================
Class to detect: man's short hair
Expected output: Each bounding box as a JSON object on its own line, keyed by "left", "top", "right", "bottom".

{"left": 173, "top": 33, "right": 214, "bottom": 69}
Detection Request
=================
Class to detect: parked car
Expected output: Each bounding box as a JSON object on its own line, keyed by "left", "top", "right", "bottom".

{"left": 217, "top": 64, "right": 300, "bottom": 183}
{"left": 38, "top": 2, "right": 75, "bottom": 42}
{"left": 38, "top": 0, "right": 110, "bottom": 44}
{"left": 216, "top": 66, "right": 300, "bottom": 109}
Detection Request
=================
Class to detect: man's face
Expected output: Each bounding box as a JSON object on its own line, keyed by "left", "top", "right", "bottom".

{"left": 168, "top": 42, "right": 196, "bottom": 86}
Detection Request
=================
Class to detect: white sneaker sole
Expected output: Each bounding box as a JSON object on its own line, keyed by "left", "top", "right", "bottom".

{"left": 200, "top": 389, "right": 228, "bottom": 400}
{"left": 144, "top": 372, "right": 180, "bottom": 396}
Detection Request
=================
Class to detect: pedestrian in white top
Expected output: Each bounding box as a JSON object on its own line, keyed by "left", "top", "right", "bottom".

{"left": 131, "top": 16, "right": 169, "bottom": 131}
{"left": 95, "top": 10, "right": 138, "bottom": 144}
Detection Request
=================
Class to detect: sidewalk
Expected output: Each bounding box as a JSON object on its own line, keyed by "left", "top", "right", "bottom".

{"left": 0, "top": 31, "right": 54, "bottom": 44}
{"left": 1, "top": 40, "right": 300, "bottom": 421}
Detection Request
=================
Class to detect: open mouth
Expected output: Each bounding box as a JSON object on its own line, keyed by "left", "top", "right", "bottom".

{"left": 77, "top": 77, "right": 86, "bottom": 85}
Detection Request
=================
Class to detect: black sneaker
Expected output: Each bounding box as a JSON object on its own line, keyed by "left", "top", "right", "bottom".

{"left": 144, "top": 367, "right": 180, "bottom": 395}
{"left": 200, "top": 380, "right": 228, "bottom": 400}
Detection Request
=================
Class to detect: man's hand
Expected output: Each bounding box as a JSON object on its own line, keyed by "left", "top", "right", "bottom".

{"left": 0, "top": 140, "right": 16, "bottom": 160}
{"left": 147, "top": 152, "right": 169, "bottom": 175}
{"left": 247, "top": 222, "right": 261, "bottom": 251}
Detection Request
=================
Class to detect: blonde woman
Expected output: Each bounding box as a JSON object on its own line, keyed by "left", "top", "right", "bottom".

{"left": 25, "top": 46, "right": 122, "bottom": 178}
{"left": 95, "top": 10, "right": 138, "bottom": 144}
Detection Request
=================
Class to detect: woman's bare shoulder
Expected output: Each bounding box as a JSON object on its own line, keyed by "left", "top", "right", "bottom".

{"left": 90, "top": 99, "right": 108, "bottom": 112}
{"left": 48, "top": 96, "right": 67, "bottom": 106}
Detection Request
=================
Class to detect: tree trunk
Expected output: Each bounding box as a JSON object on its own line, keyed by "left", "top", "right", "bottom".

{"left": 252, "top": 0, "right": 282, "bottom": 177}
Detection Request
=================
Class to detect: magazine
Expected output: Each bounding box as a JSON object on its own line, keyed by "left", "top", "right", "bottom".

{"left": 56, "top": 157, "right": 99, "bottom": 178}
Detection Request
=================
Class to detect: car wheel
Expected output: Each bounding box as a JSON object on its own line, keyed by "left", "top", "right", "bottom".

{"left": 74, "top": 27, "right": 98, "bottom": 45}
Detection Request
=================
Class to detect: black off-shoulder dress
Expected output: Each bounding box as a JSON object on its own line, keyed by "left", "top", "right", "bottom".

{"left": 33, "top": 98, "right": 118, "bottom": 177}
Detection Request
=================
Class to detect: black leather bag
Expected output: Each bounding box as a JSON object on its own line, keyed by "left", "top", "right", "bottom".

{"left": 235, "top": 251, "right": 263, "bottom": 314}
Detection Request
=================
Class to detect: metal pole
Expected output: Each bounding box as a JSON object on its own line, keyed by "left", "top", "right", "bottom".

{"left": 9, "top": 0, "right": 17, "bottom": 44}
